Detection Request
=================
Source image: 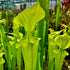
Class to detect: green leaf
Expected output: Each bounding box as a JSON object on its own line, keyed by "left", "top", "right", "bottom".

{"left": 0, "top": 53, "right": 4, "bottom": 58}
{"left": 0, "top": 12, "right": 2, "bottom": 19}
{"left": 13, "top": 2, "right": 45, "bottom": 70}
{"left": 55, "top": 33, "right": 70, "bottom": 49}
{"left": 16, "top": 47, "right": 21, "bottom": 70}
{"left": 37, "top": 19, "right": 44, "bottom": 69}
{"left": 0, "top": 58, "right": 5, "bottom": 65}
{"left": 55, "top": 50, "right": 69, "bottom": 70}
{"left": 22, "top": 38, "right": 40, "bottom": 70}
{"left": 48, "top": 31, "right": 57, "bottom": 70}
{"left": 0, "top": 64, "right": 4, "bottom": 70}
{"left": 48, "top": 30, "right": 63, "bottom": 38}
{"left": 0, "top": 53, "right": 5, "bottom": 65}
{"left": 56, "top": 0, "right": 60, "bottom": 30}
{"left": 0, "top": 20, "right": 4, "bottom": 23}
{"left": 39, "top": 0, "right": 49, "bottom": 12}
{"left": 13, "top": 2, "right": 45, "bottom": 32}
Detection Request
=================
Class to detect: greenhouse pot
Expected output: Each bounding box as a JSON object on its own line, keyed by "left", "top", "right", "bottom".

{"left": 21, "top": 39, "right": 39, "bottom": 70}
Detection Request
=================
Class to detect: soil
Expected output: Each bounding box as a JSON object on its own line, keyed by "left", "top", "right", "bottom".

{"left": 63, "top": 60, "right": 70, "bottom": 70}
{"left": 43, "top": 59, "right": 70, "bottom": 70}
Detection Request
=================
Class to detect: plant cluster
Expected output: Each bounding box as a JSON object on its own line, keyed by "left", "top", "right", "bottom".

{"left": 49, "top": 0, "right": 70, "bottom": 31}
{"left": 0, "top": 0, "right": 70, "bottom": 70}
